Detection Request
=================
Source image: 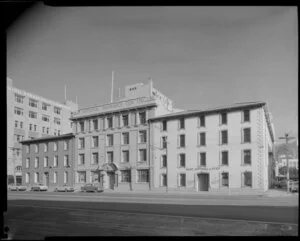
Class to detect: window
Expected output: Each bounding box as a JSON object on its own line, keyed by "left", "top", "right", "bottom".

{"left": 122, "top": 151, "right": 129, "bottom": 163}
{"left": 54, "top": 142, "right": 58, "bottom": 151}
{"left": 26, "top": 158, "right": 30, "bottom": 168}
{"left": 46, "top": 128, "right": 49, "bottom": 134}
{"left": 243, "top": 128, "right": 251, "bottom": 143}
{"left": 121, "top": 170, "right": 131, "bottom": 182}
{"left": 15, "top": 120, "right": 18, "bottom": 128}
{"left": 15, "top": 166, "right": 21, "bottom": 173}
{"left": 91, "top": 171, "right": 100, "bottom": 183}
{"left": 115, "top": 115, "right": 120, "bottom": 128}
{"left": 20, "top": 121, "right": 23, "bottom": 129}
{"left": 15, "top": 134, "right": 22, "bottom": 142}
{"left": 93, "top": 119, "right": 98, "bottom": 130}
{"left": 161, "top": 174, "right": 167, "bottom": 187}
{"left": 179, "top": 118, "right": 185, "bottom": 129}
{"left": 137, "top": 170, "right": 149, "bottom": 182}
{"left": 179, "top": 154, "right": 186, "bottom": 167}
{"left": 199, "top": 115, "right": 205, "bottom": 127}
{"left": 162, "top": 120, "right": 167, "bottom": 131}
{"left": 199, "top": 152, "right": 206, "bottom": 166}
{"left": 35, "top": 144, "right": 39, "bottom": 153}
{"left": 79, "top": 121, "right": 84, "bottom": 132}
{"left": 139, "top": 149, "right": 147, "bottom": 162}
{"left": 42, "top": 115, "right": 50, "bottom": 122}
{"left": 14, "top": 107, "right": 23, "bottom": 116}
{"left": 34, "top": 157, "right": 39, "bottom": 168}
{"left": 34, "top": 172, "right": 39, "bottom": 183}
{"left": 54, "top": 118, "right": 61, "bottom": 125}
{"left": 243, "top": 150, "right": 251, "bottom": 165}
{"left": 221, "top": 151, "right": 228, "bottom": 165}
{"left": 243, "top": 172, "right": 252, "bottom": 187}
{"left": 64, "top": 172, "right": 68, "bottom": 184}
{"left": 34, "top": 124, "right": 37, "bottom": 132}
{"left": 42, "top": 103, "right": 48, "bottom": 111}
{"left": 78, "top": 138, "right": 84, "bottom": 149}
{"left": 64, "top": 141, "right": 68, "bottom": 150}
{"left": 53, "top": 155, "right": 58, "bottom": 167}
{"left": 200, "top": 132, "right": 206, "bottom": 146}
{"left": 92, "top": 136, "right": 99, "bottom": 148}
{"left": 139, "top": 112, "right": 146, "bottom": 125}
{"left": 243, "top": 110, "right": 250, "bottom": 122}
{"left": 44, "top": 157, "right": 48, "bottom": 167}
{"left": 64, "top": 155, "right": 69, "bottom": 167}
{"left": 58, "top": 129, "right": 61, "bottom": 135}
{"left": 53, "top": 172, "right": 57, "bottom": 184}
{"left": 139, "top": 130, "right": 147, "bottom": 143}
{"left": 221, "top": 130, "right": 228, "bottom": 144}
{"left": 78, "top": 172, "right": 86, "bottom": 183}
{"left": 162, "top": 136, "right": 167, "bottom": 149}
{"left": 78, "top": 154, "right": 85, "bottom": 165}
{"left": 122, "top": 132, "right": 129, "bottom": 145}
{"left": 122, "top": 114, "right": 129, "bottom": 127}
{"left": 29, "top": 99, "right": 38, "bottom": 108}
{"left": 25, "top": 173, "right": 30, "bottom": 183}
{"left": 15, "top": 94, "right": 23, "bottom": 103}
{"left": 179, "top": 134, "right": 185, "bottom": 147}
{"left": 92, "top": 153, "right": 99, "bottom": 164}
{"left": 107, "top": 116, "right": 113, "bottom": 128}
{"left": 221, "top": 112, "right": 227, "bottom": 125}
{"left": 107, "top": 134, "right": 113, "bottom": 146}
{"left": 222, "top": 172, "right": 229, "bottom": 187}
{"left": 107, "top": 152, "right": 113, "bottom": 163}
{"left": 29, "top": 111, "right": 37, "bottom": 119}
{"left": 26, "top": 145, "right": 30, "bottom": 154}
{"left": 54, "top": 107, "right": 61, "bottom": 115}
{"left": 179, "top": 174, "right": 186, "bottom": 187}
{"left": 161, "top": 155, "right": 167, "bottom": 168}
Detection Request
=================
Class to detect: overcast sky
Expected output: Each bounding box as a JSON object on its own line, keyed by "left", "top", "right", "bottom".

{"left": 7, "top": 5, "right": 298, "bottom": 139}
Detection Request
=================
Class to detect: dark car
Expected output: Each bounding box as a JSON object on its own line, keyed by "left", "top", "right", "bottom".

{"left": 81, "top": 183, "right": 103, "bottom": 193}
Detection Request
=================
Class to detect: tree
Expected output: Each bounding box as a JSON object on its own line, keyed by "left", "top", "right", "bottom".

{"left": 278, "top": 166, "right": 298, "bottom": 179}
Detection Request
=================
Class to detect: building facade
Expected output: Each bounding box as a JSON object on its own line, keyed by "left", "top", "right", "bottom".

{"left": 149, "top": 102, "right": 275, "bottom": 194}
{"left": 20, "top": 134, "right": 75, "bottom": 190}
{"left": 70, "top": 81, "right": 177, "bottom": 191}
{"left": 7, "top": 78, "right": 78, "bottom": 184}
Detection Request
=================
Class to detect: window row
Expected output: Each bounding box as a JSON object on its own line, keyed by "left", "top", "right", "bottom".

{"left": 25, "top": 141, "right": 69, "bottom": 153}
{"left": 78, "top": 131, "right": 147, "bottom": 149}
{"left": 25, "top": 155, "right": 70, "bottom": 168}
{"left": 77, "top": 111, "right": 147, "bottom": 132}
{"left": 160, "top": 150, "right": 252, "bottom": 168}
{"left": 25, "top": 171, "right": 69, "bottom": 184}
{"left": 14, "top": 107, "right": 62, "bottom": 119}
{"left": 161, "top": 128, "right": 251, "bottom": 148}
{"left": 160, "top": 110, "right": 251, "bottom": 131}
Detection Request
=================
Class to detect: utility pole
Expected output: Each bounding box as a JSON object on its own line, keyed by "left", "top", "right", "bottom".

{"left": 279, "top": 133, "right": 295, "bottom": 193}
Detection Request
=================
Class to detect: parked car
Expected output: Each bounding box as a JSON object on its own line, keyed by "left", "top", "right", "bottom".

{"left": 289, "top": 181, "right": 298, "bottom": 192}
{"left": 31, "top": 183, "right": 48, "bottom": 191}
{"left": 81, "top": 183, "right": 103, "bottom": 193}
{"left": 54, "top": 184, "right": 74, "bottom": 192}
{"left": 8, "top": 185, "right": 27, "bottom": 191}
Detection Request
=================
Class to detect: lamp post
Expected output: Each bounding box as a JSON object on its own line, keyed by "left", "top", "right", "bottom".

{"left": 279, "top": 133, "right": 295, "bottom": 193}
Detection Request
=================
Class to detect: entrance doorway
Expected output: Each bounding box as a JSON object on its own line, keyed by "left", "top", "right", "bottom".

{"left": 44, "top": 172, "right": 49, "bottom": 186}
{"left": 108, "top": 172, "right": 115, "bottom": 189}
{"left": 198, "top": 173, "right": 209, "bottom": 191}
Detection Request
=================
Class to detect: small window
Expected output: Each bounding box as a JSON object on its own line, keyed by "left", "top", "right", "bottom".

{"left": 243, "top": 110, "right": 250, "bottom": 122}
{"left": 54, "top": 107, "right": 61, "bottom": 115}
{"left": 107, "top": 134, "right": 113, "bottom": 146}
{"left": 161, "top": 174, "right": 167, "bottom": 187}
{"left": 243, "top": 172, "right": 252, "bottom": 187}
{"left": 54, "top": 142, "right": 58, "bottom": 151}
{"left": 179, "top": 118, "right": 185, "bottom": 129}
{"left": 199, "top": 152, "right": 206, "bottom": 166}
{"left": 92, "top": 136, "right": 99, "bottom": 148}
{"left": 64, "top": 155, "right": 69, "bottom": 167}
{"left": 107, "top": 116, "right": 113, "bottom": 128}
{"left": 42, "top": 115, "right": 50, "bottom": 122}
{"left": 139, "top": 112, "right": 146, "bottom": 125}
{"left": 243, "top": 128, "right": 251, "bottom": 143}
{"left": 162, "top": 136, "right": 167, "bottom": 148}
{"left": 200, "top": 132, "right": 206, "bottom": 146}
{"left": 122, "top": 114, "right": 129, "bottom": 127}
{"left": 79, "top": 121, "right": 85, "bottom": 132}
{"left": 161, "top": 155, "right": 167, "bottom": 167}
{"left": 179, "top": 174, "right": 186, "bottom": 187}
{"left": 34, "top": 172, "right": 39, "bottom": 183}
{"left": 122, "top": 132, "right": 129, "bottom": 145}
{"left": 139, "top": 149, "right": 147, "bottom": 162}
{"left": 107, "top": 152, "right": 113, "bottom": 163}
{"left": 222, "top": 172, "right": 229, "bottom": 187}
{"left": 15, "top": 94, "right": 24, "bottom": 103}
{"left": 29, "top": 111, "right": 37, "bottom": 119}
{"left": 44, "top": 157, "right": 48, "bottom": 167}
{"left": 121, "top": 170, "right": 131, "bottom": 182}
{"left": 29, "top": 99, "right": 38, "bottom": 108}
{"left": 14, "top": 107, "right": 23, "bottom": 116}
{"left": 137, "top": 169, "right": 149, "bottom": 182}
{"left": 15, "top": 120, "right": 18, "bottom": 128}
{"left": 243, "top": 150, "right": 251, "bottom": 165}
{"left": 93, "top": 119, "right": 98, "bottom": 130}
{"left": 162, "top": 120, "right": 167, "bottom": 131}
{"left": 92, "top": 153, "right": 99, "bottom": 164}
{"left": 179, "top": 134, "right": 185, "bottom": 147}
{"left": 78, "top": 138, "right": 85, "bottom": 149}
{"left": 221, "top": 151, "right": 228, "bottom": 165}
{"left": 54, "top": 118, "right": 61, "bottom": 125}
{"left": 179, "top": 154, "right": 185, "bottom": 167}
{"left": 221, "top": 112, "right": 227, "bottom": 125}
{"left": 34, "top": 157, "right": 39, "bottom": 168}
{"left": 53, "top": 155, "right": 58, "bottom": 167}
{"left": 77, "top": 171, "right": 86, "bottom": 183}
{"left": 139, "top": 130, "right": 147, "bottom": 143}
{"left": 26, "top": 158, "right": 30, "bottom": 168}
{"left": 42, "top": 103, "right": 48, "bottom": 111}
{"left": 221, "top": 130, "right": 228, "bottom": 145}
{"left": 122, "top": 151, "right": 129, "bottom": 163}
{"left": 78, "top": 154, "right": 85, "bottom": 165}
{"left": 199, "top": 115, "right": 205, "bottom": 127}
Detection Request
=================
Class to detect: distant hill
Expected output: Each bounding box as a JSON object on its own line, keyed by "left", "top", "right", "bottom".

{"left": 275, "top": 140, "right": 298, "bottom": 159}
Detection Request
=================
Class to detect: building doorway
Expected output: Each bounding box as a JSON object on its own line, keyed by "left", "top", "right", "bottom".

{"left": 16, "top": 176, "right": 22, "bottom": 185}
{"left": 198, "top": 173, "right": 209, "bottom": 191}
{"left": 44, "top": 172, "right": 49, "bottom": 186}
{"left": 108, "top": 172, "right": 115, "bottom": 189}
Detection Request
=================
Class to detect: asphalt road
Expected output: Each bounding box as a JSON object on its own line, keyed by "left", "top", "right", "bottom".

{"left": 4, "top": 199, "right": 298, "bottom": 238}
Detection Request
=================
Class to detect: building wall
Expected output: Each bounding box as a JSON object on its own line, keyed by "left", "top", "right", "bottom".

{"left": 151, "top": 106, "right": 273, "bottom": 193}
{"left": 22, "top": 136, "right": 75, "bottom": 190}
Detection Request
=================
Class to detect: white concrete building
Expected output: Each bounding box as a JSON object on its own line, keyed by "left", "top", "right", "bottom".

{"left": 149, "top": 102, "right": 275, "bottom": 194}
{"left": 7, "top": 77, "right": 78, "bottom": 184}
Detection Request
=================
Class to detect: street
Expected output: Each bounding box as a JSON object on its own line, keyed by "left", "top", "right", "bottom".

{"left": 4, "top": 192, "right": 299, "bottom": 238}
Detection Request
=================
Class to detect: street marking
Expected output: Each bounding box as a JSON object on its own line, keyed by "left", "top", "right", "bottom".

{"left": 8, "top": 203, "right": 298, "bottom": 226}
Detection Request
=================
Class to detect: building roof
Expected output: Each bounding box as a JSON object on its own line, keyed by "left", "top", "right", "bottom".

{"left": 20, "top": 133, "right": 75, "bottom": 144}
{"left": 149, "top": 101, "right": 266, "bottom": 120}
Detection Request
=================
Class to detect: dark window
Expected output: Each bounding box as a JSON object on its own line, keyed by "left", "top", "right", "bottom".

{"left": 107, "top": 117, "right": 113, "bottom": 128}
{"left": 222, "top": 173, "right": 229, "bottom": 187}
{"left": 122, "top": 115, "right": 129, "bottom": 126}
{"left": 200, "top": 152, "right": 206, "bottom": 166}
{"left": 243, "top": 110, "right": 250, "bottom": 122}
{"left": 122, "top": 151, "right": 129, "bottom": 163}
{"left": 180, "top": 174, "right": 186, "bottom": 187}
{"left": 221, "top": 130, "right": 228, "bottom": 144}
{"left": 200, "top": 116, "right": 205, "bottom": 127}
{"left": 162, "top": 174, "right": 167, "bottom": 186}
{"left": 179, "top": 154, "right": 185, "bottom": 167}
{"left": 243, "top": 150, "right": 251, "bottom": 165}
{"left": 179, "top": 118, "right": 185, "bottom": 129}
{"left": 107, "top": 152, "right": 113, "bottom": 163}
{"left": 93, "top": 119, "right": 98, "bottom": 130}
{"left": 180, "top": 135, "right": 185, "bottom": 147}
{"left": 162, "top": 136, "right": 167, "bottom": 148}
{"left": 122, "top": 132, "right": 129, "bottom": 145}
{"left": 121, "top": 170, "right": 131, "bottom": 182}
{"left": 139, "top": 112, "right": 146, "bottom": 125}
{"left": 137, "top": 170, "right": 149, "bottom": 182}
{"left": 244, "top": 172, "right": 252, "bottom": 187}
{"left": 221, "top": 113, "right": 227, "bottom": 125}
{"left": 162, "top": 155, "right": 167, "bottom": 167}
{"left": 221, "top": 151, "right": 228, "bottom": 165}
{"left": 243, "top": 128, "right": 251, "bottom": 143}
{"left": 200, "top": 133, "right": 206, "bottom": 146}
{"left": 162, "top": 120, "right": 167, "bottom": 131}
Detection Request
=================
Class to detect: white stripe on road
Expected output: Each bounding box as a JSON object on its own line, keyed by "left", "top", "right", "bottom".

{"left": 8, "top": 203, "right": 298, "bottom": 226}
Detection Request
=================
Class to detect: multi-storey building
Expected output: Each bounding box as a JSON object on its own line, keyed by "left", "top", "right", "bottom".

{"left": 7, "top": 78, "right": 78, "bottom": 185}
{"left": 70, "top": 81, "right": 178, "bottom": 191}
{"left": 20, "top": 133, "right": 75, "bottom": 190}
{"left": 149, "top": 102, "right": 275, "bottom": 194}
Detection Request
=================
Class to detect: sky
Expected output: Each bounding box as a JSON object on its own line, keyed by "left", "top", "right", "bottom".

{"left": 7, "top": 5, "right": 298, "bottom": 140}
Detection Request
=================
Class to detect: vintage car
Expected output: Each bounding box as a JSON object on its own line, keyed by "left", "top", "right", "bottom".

{"left": 8, "top": 185, "right": 27, "bottom": 191}
{"left": 81, "top": 183, "right": 103, "bottom": 193}
{"left": 31, "top": 183, "right": 48, "bottom": 191}
{"left": 54, "top": 184, "right": 74, "bottom": 192}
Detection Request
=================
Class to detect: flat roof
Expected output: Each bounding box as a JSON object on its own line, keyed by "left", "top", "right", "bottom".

{"left": 20, "top": 133, "right": 75, "bottom": 144}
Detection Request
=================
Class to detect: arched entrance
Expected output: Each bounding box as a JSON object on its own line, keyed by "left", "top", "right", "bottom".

{"left": 102, "top": 163, "right": 118, "bottom": 190}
